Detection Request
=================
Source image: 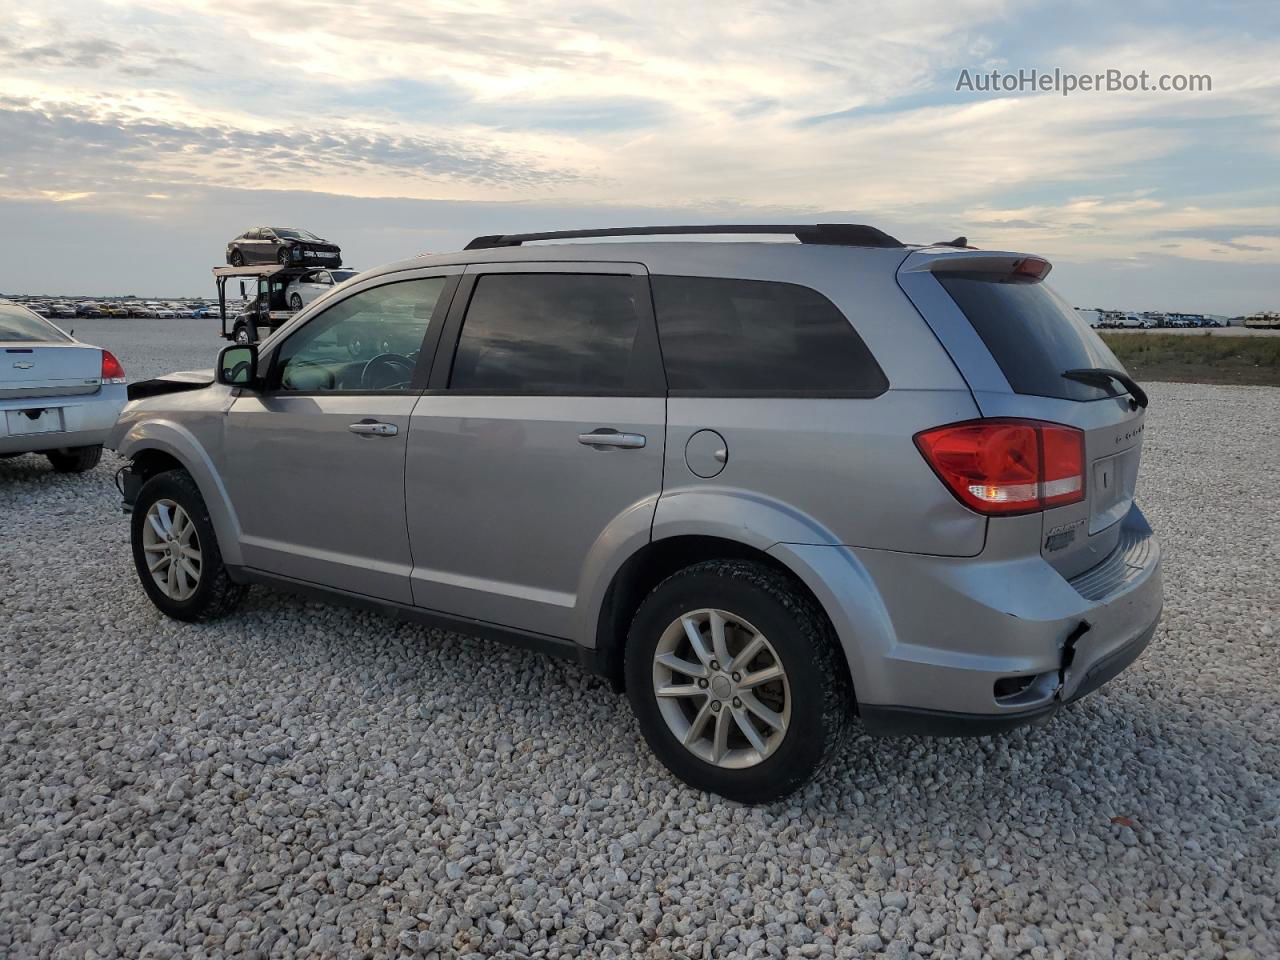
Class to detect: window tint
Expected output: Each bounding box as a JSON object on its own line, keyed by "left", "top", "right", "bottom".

{"left": 651, "top": 276, "right": 887, "bottom": 395}
{"left": 275, "top": 277, "right": 445, "bottom": 392}
{"left": 938, "top": 276, "right": 1125, "bottom": 401}
{"left": 450, "top": 274, "right": 644, "bottom": 394}
{"left": 0, "top": 304, "right": 68, "bottom": 342}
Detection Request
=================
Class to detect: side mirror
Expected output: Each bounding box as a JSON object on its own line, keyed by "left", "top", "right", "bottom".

{"left": 216, "top": 344, "right": 259, "bottom": 388}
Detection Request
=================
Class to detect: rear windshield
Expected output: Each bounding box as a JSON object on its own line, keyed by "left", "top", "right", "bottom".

{"left": 0, "top": 304, "right": 69, "bottom": 342}
{"left": 938, "top": 275, "right": 1125, "bottom": 401}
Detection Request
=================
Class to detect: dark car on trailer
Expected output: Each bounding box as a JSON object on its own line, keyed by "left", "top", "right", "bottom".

{"left": 226, "top": 227, "right": 342, "bottom": 268}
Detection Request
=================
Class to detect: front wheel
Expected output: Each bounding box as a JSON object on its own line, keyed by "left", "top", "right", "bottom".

{"left": 229, "top": 249, "right": 244, "bottom": 267}
{"left": 289, "top": 293, "right": 303, "bottom": 311}
{"left": 277, "top": 247, "right": 290, "bottom": 264}
{"left": 46, "top": 445, "right": 102, "bottom": 473}
{"left": 625, "top": 560, "right": 852, "bottom": 803}
{"left": 233, "top": 323, "right": 251, "bottom": 345}
{"left": 131, "top": 469, "right": 247, "bottom": 621}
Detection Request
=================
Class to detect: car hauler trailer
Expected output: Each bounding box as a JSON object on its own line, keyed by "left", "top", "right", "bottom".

{"left": 213, "top": 264, "right": 312, "bottom": 343}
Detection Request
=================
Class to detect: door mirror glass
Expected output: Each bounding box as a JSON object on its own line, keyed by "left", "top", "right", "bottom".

{"left": 217, "top": 344, "right": 258, "bottom": 386}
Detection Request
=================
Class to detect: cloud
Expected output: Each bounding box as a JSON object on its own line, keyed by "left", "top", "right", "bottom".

{"left": 0, "top": 96, "right": 581, "bottom": 200}
{"left": 0, "top": 0, "right": 1278, "bottom": 309}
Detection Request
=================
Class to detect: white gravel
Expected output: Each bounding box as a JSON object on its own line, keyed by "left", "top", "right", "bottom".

{"left": 2, "top": 321, "right": 1277, "bottom": 960}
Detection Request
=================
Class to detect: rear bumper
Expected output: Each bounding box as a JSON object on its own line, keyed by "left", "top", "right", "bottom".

{"left": 0, "top": 385, "right": 127, "bottom": 454}
{"left": 777, "top": 503, "right": 1163, "bottom": 735}
{"left": 859, "top": 614, "right": 1158, "bottom": 736}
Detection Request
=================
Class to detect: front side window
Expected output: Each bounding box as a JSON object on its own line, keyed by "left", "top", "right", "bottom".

{"left": 651, "top": 275, "right": 888, "bottom": 396}
{"left": 274, "top": 277, "right": 446, "bottom": 392}
{"left": 449, "top": 273, "right": 645, "bottom": 394}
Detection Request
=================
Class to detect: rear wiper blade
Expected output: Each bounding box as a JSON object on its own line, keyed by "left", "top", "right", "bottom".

{"left": 1062, "top": 368, "right": 1148, "bottom": 409}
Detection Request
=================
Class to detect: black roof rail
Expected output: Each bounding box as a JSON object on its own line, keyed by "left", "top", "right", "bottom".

{"left": 463, "top": 223, "right": 903, "bottom": 250}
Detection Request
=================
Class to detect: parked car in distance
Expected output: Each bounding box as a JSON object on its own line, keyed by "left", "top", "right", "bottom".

{"left": 75, "top": 301, "right": 104, "bottom": 318}
{"left": 1, "top": 302, "right": 127, "bottom": 472}
{"left": 102, "top": 304, "right": 130, "bottom": 318}
{"left": 26, "top": 303, "right": 52, "bottom": 317}
{"left": 146, "top": 302, "right": 176, "bottom": 319}
{"left": 284, "top": 268, "right": 359, "bottom": 311}
{"left": 110, "top": 224, "right": 1162, "bottom": 803}
{"left": 226, "top": 227, "right": 342, "bottom": 268}
{"left": 47, "top": 302, "right": 76, "bottom": 319}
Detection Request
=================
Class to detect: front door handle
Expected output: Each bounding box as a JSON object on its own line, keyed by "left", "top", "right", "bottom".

{"left": 578, "top": 428, "right": 646, "bottom": 449}
{"left": 349, "top": 420, "right": 398, "bottom": 437}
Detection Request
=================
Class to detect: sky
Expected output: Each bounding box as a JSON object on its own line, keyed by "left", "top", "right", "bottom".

{"left": 1, "top": 0, "right": 1278, "bottom": 313}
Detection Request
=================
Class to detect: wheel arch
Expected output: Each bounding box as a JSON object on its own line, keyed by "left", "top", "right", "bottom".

{"left": 116, "top": 422, "right": 244, "bottom": 567}
{"left": 591, "top": 534, "right": 859, "bottom": 699}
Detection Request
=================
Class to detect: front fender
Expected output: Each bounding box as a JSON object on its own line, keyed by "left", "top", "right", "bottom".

{"left": 112, "top": 416, "right": 243, "bottom": 567}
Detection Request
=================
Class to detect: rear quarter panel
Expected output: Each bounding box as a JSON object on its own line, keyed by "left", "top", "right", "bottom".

{"left": 643, "top": 243, "right": 986, "bottom": 555}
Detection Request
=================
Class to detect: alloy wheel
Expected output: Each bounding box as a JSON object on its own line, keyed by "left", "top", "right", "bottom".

{"left": 141, "top": 499, "right": 202, "bottom": 601}
{"left": 652, "top": 608, "right": 791, "bottom": 768}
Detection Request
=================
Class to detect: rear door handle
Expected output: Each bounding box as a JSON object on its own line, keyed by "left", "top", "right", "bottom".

{"left": 578, "top": 428, "right": 646, "bottom": 449}
{"left": 349, "top": 420, "right": 398, "bottom": 437}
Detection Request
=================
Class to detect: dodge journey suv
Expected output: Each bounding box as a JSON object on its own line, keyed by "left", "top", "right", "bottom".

{"left": 110, "top": 224, "right": 1162, "bottom": 802}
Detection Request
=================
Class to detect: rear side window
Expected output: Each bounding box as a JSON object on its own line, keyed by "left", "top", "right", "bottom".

{"left": 651, "top": 276, "right": 887, "bottom": 396}
{"left": 0, "top": 304, "right": 68, "bottom": 342}
{"left": 450, "top": 274, "right": 646, "bottom": 394}
{"left": 938, "top": 276, "right": 1125, "bottom": 401}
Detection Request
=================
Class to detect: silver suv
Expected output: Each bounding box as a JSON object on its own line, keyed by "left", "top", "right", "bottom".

{"left": 110, "top": 224, "right": 1163, "bottom": 802}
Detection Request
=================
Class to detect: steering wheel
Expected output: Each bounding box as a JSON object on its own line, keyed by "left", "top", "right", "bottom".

{"left": 361, "top": 353, "right": 415, "bottom": 390}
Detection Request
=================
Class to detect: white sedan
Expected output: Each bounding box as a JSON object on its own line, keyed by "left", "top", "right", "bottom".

{"left": 285, "top": 268, "right": 359, "bottom": 312}
{"left": 0, "top": 302, "right": 128, "bottom": 472}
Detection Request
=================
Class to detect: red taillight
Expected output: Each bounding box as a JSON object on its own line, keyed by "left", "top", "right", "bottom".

{"left": 915, "top": 419, "right": 1084, "bottom": 515}
{"left": 101, "top": 350, "right": 126, "bottom": 384}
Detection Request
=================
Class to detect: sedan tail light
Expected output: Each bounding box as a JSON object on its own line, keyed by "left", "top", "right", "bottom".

{"left": 101, "top": 350, "right": 126, "bottom": 384}
{"left": 914, "top": 419, "right": 1085, "bottom": 515}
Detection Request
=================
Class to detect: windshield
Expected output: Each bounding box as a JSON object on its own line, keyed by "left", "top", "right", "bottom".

{"left": 0, "top": 303, "right": 70, "bottom": 342}
{"left": 331, "top": 270, "right": 358, "bottom": 283}
{"left": 273, "top": 228, "right": 319, "bottom": 240}
{"left": 938, "top": 275, "right": 1126, "bottom": 401}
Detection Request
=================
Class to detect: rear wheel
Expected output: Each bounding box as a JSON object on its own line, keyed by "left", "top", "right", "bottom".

{"left": 233, "top": 323, "right": 251, "bottom": 345}
{"left": 289, "top": 293, "right": 303, "bottom": 311}
{"left": 46, "top": 445, "right": 102, "bottom": 473}
{"left": 625, "top": 560, "right": 852, "bottom": 803}
{"left": 277, "top": 247, "right": 290, "bottom": 265}
{"left": 131, "top": 469, "right": 246, "bottom": 621}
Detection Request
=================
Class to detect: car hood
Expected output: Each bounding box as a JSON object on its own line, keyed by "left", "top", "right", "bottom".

{"left": 126, "top": 368, "right": 214, "bottom": 401}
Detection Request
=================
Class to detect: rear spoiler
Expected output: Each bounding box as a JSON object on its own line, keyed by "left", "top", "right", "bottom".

{"left": 900, "top": 250, "right": 1053, "bottom": 282}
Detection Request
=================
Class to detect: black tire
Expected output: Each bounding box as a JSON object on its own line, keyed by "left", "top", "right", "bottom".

{"left": 233, "top": 324, "right": 251, "bottom": 345}
{"left": 131, "top": 469, "right": 247, "bottom": 622}
{"left": 625, "top": 560, "right": 852, "bottom": 803}
{"left": 289, "top": 293, "right": 303, "bottom": 311}
{"left": 46, "top": 445, "right": 102, "bottom": 473}
{"left": 229, "top": 249, "right": 244, "bottom": 267}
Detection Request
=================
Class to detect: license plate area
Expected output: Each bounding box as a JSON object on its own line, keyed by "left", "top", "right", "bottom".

{"left": 5, "top": 407, "right": 64, "bottom": 436}
{"left": 1090, "top": 446, "right": 1139, "bottom": 534}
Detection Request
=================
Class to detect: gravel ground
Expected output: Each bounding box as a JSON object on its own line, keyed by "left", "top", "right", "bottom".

{"left": 2, "top": 322, "right": 1277, "bottom": 960}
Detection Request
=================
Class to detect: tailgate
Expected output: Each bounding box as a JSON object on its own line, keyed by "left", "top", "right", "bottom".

{"left": 1, "top": 343, "right": 103, "bottom": 400}
{"left": 900, "top": 251, "right": 1148, "bottom": 579}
